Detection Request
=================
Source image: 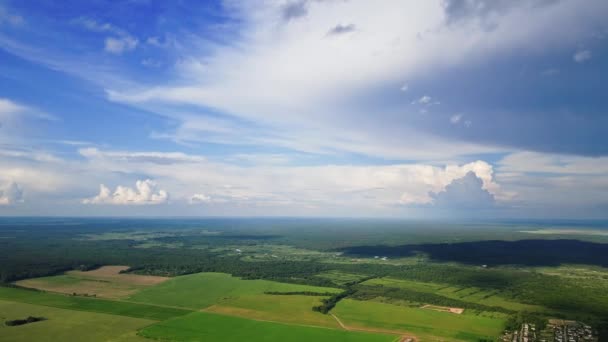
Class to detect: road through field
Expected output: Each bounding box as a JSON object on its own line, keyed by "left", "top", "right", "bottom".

{"left": 330, "top": 313, "right": 417, "bottom": 342}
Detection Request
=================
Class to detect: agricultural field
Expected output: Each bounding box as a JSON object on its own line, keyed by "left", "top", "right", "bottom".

{"left": 205, "top": 294, "right": 340, "bottom": 328}
{"left": 139, "top": 311, "right": 396, "bottom": 342}
{"left": 333, "top": 299, "right": 507, "bottom": 341}
{"left": 0, "top": 300, "right": 154, "bottom": 342}
{"left": 129, "top": 272, "right": 341, "bottom": 309}
{"left": 2, "top": 218, "right": 608, "bottom": 341}
{"left": 0, "top": 286, "right": 192, "bottom": 320}
{"left": 363, "top": 277, "right": 546, "bottom": 312}
{"left": 15, "top": 266, "right": 168, "bottom": 299}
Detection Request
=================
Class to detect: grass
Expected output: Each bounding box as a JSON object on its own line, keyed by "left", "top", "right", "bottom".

{"left": 0, "top": 299, "right": 153, "bottom": 341}
{"left": 0, "top": 286, "right": 192, "bottom": 320}
{"left": 364, "top": 277, "right": 545, "bottom": 312}
{"left": 316, "top": 271, "right": 370, "bottom": 285}
{"left": 206, "top": 294, "right": 340, "bottom": 328}
{"left": 129, "top": 272, "right": 341, "bottom": 309}
{"left": 333, "top": 299, "right": 507, "bottom": 342}
{"left": 15, "top": 266, "right": 168, "bottom": 299}
{"left": 139, "top": 311, "right": 396, "bottom": 342}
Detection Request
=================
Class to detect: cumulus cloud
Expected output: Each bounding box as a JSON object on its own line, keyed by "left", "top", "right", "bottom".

{"left": 83, "top": 179, "right": 169, "bottom": 205}
{"left": 429, "top": 171, "right": 495, "bottom": 208}
{"left": 190, "top": 193, "right": 212, "bottom": 204}
{"left": 0, "top": 182, "right": 24, "bottom": 205}
{"left": 573, "top": 49, "right": 592, "bottom": 63}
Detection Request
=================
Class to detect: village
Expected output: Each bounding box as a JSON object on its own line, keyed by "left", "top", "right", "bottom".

{"left": 501, "top": 320, "right": 596, "bottom": 342}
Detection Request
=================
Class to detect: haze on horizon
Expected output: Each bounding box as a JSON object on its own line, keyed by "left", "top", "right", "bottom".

{"left": 0, "top": 0, "right": 607, "bottom": 218}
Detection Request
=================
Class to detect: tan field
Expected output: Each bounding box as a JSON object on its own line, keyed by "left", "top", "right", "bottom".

{"left": 420, "top": 304, "right": 464, "bottom": 314}
{"left": 15, "top": 265, "right": 169, "bottom": 299}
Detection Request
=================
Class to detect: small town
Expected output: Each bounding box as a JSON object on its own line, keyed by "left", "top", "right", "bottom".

{"left": 501, "top": 320, "right": 597, "bottom": 342}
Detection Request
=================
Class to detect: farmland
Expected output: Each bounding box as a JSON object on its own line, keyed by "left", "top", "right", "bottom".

{"left": 1, "top": 218, "right": 608, "bottom": 341}
{"left": 0, "top": 300, "right": 154, "bottom": 341}
{"left": 333, "top": 299, "right": 507, "bottom": 341}
{"left": 15, "top": 266, "right": 168, "bottom": 299}
{"left": 363, "top": 277, "right": 546, "bottom": 312}
{"left": 129, "top": 272, "right": 341, "bottom": 309}
{"left": 139, "top": 311, "right": 396, "bottom": 342}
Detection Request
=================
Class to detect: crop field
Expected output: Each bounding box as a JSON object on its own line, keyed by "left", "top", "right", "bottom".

{"left": 0, "top": 286, "right": 192, "bottom": 320}
{"left": 129, "top": 272, "right": 341, "bottom": 309}
{"left": 205, "top": 294, "right": 340, "bottom": 328}
{"left": 0, "top": 299, "right": 153, "bottom": 341}
{"left": 15, "top": 266, "right": 168, "bottom": 299}
{"left": 139, "top": 311, "right": 396, "bottom": 342}
{"left": 333, "top": 299, "right": 507, "bottom": 341}
{"left": 316, "top": 271, "right": 371, "bottom": 285}
{"left": 363, "top": 277, "right": 545, "bottom": 312}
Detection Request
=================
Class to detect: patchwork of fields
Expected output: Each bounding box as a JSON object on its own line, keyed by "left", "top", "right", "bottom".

{"left": 2, "top": 268, "right": 527, "bottom": 341}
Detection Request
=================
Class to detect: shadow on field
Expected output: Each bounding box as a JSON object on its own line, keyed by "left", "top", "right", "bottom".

{"left": 340, "top": 239, "right": 608, "bottom": 267}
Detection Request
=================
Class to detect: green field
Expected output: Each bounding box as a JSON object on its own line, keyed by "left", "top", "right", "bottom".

{"left": 316, "top": 271, "right": 371, "bottom": 285}
{"left": 334, "top": 299, "right": 507, "bottom": 341}
{"left": 129, "top": 272, "right": 341, "bottom": 309}
{"left": 139, "top": 311, "right": 396, "bottom": 342}
{"left": 0, "top": 286, "right": 192, "bottom": 320}
{"left": 0, "top": 300, "right": 153, "bottom": 341}
{"left": 207, "top": 294, "right": 340, "bottom": 328}
{"left": 363, "top": 277, "right": 545, "bottom": 312}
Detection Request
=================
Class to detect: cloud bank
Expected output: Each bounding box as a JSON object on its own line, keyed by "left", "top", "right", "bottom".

{"left": 83, "top": 179, "right": 169, "bottom": 205}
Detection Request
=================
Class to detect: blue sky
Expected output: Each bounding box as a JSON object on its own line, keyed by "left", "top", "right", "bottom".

{"left": 0, "top": 0, "right": 607, "bottom": 218}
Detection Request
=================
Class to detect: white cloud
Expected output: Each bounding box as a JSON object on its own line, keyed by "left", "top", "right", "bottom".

{"left": 430, "top": 171, "right": 495, "bottom": 208}
{"left": 105, "top": 36, "right": 138, "bottom": 54}
{"left": 190, "top": 193, "right": 212, "bottom": 204}
{"left": 83, "top": 179, "right": 169, "bottom": 205}
{"left": 450, "top": 114, "right": 463, "bottom": 124}
{"left": 104, "top": 0, "right": 607, "bottom": 160}
{"left": 79, "top": 148, "right": 206, "bottom": 164}
{"left": 418, "top": 95, "right": 433, "bottom": 104}
{"left": 573, "top": 49, "right": 592, "bottom": 63}
{"left": 74, "top": 17, "right": 139, "bottom": 55}
{"left": 0, "top": 182, "right": 24, "bottom": 205}
{"left": 0, "top": 98, "right": 26, "bottom": 117}
{"left": 400, "top": 83, "right": 409, "bottom": 92}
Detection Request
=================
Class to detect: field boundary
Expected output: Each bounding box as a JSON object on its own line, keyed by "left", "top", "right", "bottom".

{"left": 330, "top": 313, "right": 418, "bottom": 342}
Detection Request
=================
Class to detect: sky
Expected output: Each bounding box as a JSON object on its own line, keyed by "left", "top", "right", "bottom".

{"left": 0, "top": 0, "right": 607, "bottom": 218}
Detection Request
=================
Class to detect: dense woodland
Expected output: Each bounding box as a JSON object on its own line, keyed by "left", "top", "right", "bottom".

{"left": 2, "top": 218, "right": 608, "bottom": 339}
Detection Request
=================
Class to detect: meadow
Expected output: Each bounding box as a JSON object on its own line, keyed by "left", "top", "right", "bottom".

{"left": 129, "top": 272, "right": 341, "bottom": 309}
{"left": 205, "top": 294, "right": 340, "bottom": 328}
{"left": 0, "top": 286, "right": 192, "bottom": 320}
{"left": 138, "top": 311, "right": 396, "bottom": 342}
{"left": 333, "top": 299, "right": 507, "bottom": 341}
{"left": 0, "top": 300, "right": 153, "bottom": 342}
